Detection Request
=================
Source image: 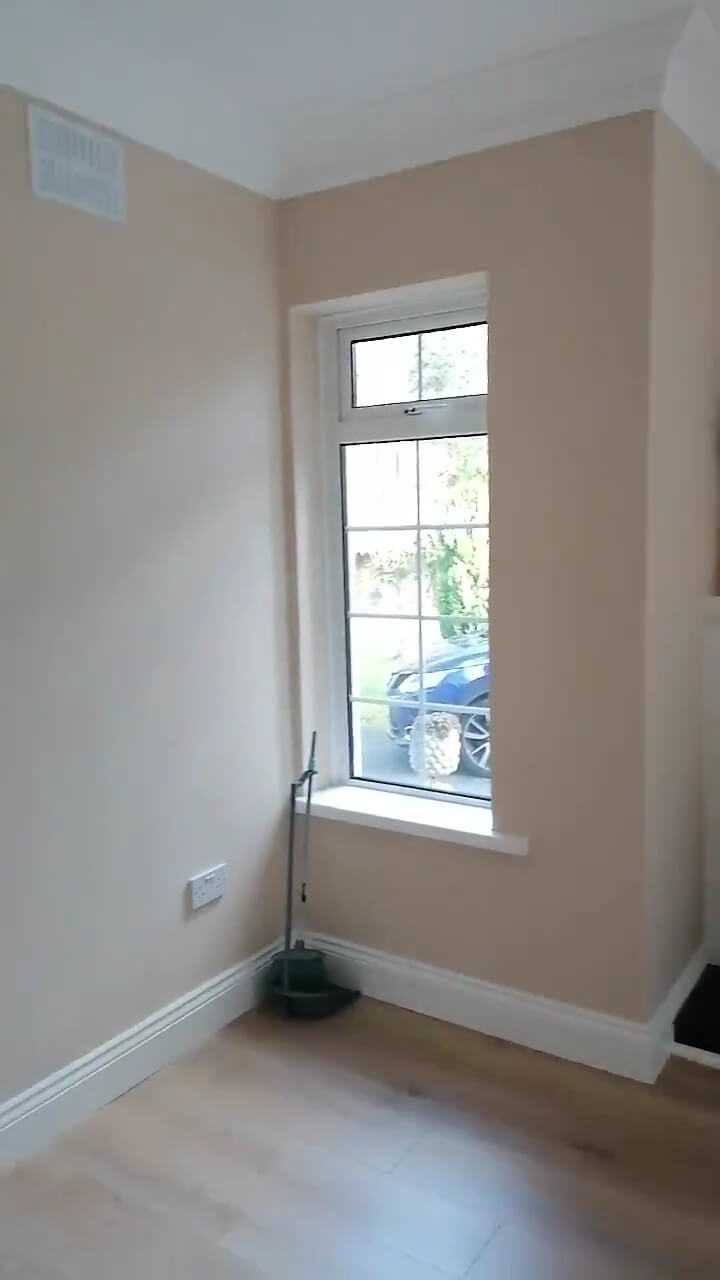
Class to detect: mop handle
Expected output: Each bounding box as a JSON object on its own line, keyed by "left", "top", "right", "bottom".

{"left": 284, "top": 779, "right": 298, "bottom": 956}
{"left": 281, "top": 777, "right": 301, "bottom": 995}
{"left": 300, "top": 731, "right": 317, "bottom": 904}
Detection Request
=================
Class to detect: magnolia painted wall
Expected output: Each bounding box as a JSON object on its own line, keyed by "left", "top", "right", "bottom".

{"left": 3, "top": 91, "right": 718, "bottom": 1108}
{"left": 281, "top": 111, "right": 720, "bottom": 1023}
{"left": 704, "top": 602, "right": 720, "bottom": 961}
{"left": 646, "top": 116, "right": 720, "bottom": 1004}
{"left": 0, "top": 91, "right": 289, "bottom": 1102}
{"left": 280, "top": 114, "right": 654, "bottom": 1021}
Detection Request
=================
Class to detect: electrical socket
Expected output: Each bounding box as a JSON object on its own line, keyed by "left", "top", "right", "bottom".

{"left": 188, "top": 863, "right": 227, "bottom": 910}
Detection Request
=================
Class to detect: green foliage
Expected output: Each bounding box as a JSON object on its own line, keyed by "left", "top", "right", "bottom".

{"left": 421, "top": 435, "right": 489, "bottom": 638}
{"left": 424, "top": 530, "right": 486, "bottom": 638}
{"left": 354, "top": 547, "right": 414, "bottom": 610}
{"left": 351, "top": 334, "right": 489, "bottom": 642}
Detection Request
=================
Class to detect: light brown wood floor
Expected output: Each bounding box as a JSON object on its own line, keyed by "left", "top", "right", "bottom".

{"left": 2, "top": 999, "right": 720, "bottom": 1278}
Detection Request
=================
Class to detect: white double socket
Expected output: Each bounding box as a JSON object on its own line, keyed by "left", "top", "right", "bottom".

{"left": 188, "top": 863, "right": 227, "bottom": 910}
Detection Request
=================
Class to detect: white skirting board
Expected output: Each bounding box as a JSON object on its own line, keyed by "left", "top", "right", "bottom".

{"left": 308, "top": 933, "right": 708, "bottom": 1086}
{"left": 648, "top": 944, "right": 708, "bottom": 1047}
{"left": 672, "top": 1042, "right": 720, "bottom": 1071}
{"left": 0, "top": 941, "right": 277, "bottom": 1167}
{"left": 0, "top": 935, "right": 705, "bottom": 1166}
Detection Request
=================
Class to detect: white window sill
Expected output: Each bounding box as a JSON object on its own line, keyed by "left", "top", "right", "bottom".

{"left": 297, "top": 785, "right": 528, "bottom": 856}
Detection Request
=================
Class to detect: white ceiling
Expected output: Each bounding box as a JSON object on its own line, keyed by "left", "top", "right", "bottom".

{"left": 1, "top": 1, "right": 716, "bottom": 196}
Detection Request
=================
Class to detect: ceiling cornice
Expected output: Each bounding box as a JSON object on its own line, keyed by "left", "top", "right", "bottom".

{"left": 275, "top": 11, "right": 690, "bottom": 196}
{"left": 4, "top": 7, "right": 720, "bottom": 196}
{"left": 662, "top": 7, "right": 720, "bottom": 172}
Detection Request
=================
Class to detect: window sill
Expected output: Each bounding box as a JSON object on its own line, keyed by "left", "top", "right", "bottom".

{"left": 297, "top": 785, "right": 528, "bottom": 855}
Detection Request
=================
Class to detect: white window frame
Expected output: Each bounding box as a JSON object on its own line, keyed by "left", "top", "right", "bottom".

{"left": 318, "top": 291, "right": 490, "bottom": 810}
{"left": 338, "top": 305, "right": 488, "bottom": 428}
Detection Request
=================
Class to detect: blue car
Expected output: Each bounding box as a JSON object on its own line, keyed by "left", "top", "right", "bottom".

{"left": 386, "top": 635, "right": 491, "bottom": 776}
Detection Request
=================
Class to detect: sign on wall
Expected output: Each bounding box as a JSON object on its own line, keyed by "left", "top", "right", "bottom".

{"left": 27, "top": 105, "right": 126, "bottom": 223}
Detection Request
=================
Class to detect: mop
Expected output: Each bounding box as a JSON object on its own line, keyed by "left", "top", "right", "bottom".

{"left": 267, "top": 732, "right": 359, "bottom": 1017}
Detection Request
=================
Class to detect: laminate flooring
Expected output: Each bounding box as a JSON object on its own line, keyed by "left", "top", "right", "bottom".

{"left": 3, "top": 998, "right": 720, "bottom": 1277}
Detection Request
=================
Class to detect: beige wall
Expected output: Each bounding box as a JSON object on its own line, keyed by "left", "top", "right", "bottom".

{"left": 645, "top": 117, "right": 720, "bottom": 1009}
{"left": 4, "top": 90, "right": 715, "bottom": 1104}
{"left": 0, "top": 91, "right": 288, "bottom": 1101}
{"left": 281, "top": 114, "right": 654, "bottom": 1020}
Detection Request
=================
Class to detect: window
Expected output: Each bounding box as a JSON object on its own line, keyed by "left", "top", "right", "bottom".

{"left": 327, "top": 304, "right": 490, "bottom": 805}
{"left": 352, "top": 323, "right": 488, "bottom": 408}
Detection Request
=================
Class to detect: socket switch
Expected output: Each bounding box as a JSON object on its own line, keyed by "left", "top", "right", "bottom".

{"left": 189, "top": 863, "right": 227, "bottom": 910}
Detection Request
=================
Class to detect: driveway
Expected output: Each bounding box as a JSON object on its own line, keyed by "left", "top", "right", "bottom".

{"left": 359, "top": 724, "right": 491, "bottom": 802}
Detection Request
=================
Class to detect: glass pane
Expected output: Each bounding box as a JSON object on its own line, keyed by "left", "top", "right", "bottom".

{"left": 343, "top": 441, "right": 417, "bottom": 527}
{"left": 350, "top": 701, "right": 413, "bottom": 786}
{"left": 352, "top": 334, "right": 419, "bottom": 407}
{"left": 342, "top": 425, "right": 492, "bottom": 802}
{"left": 419, "top": 703, "right": 492, "bottom": 800}
{"left": 420, "top": 620, "right": 489, "bottom": 699}
{"left": 419, "top": 435, "right": 489, "bottom": 525}
{"left": 348, "top": 618, "right": 418, "bottom": 701}
{"left": 420, "top": 529, "right": 489, "bottom": 620}
{"left": 351, "top": 701, "right": 491, "bottom": 800}
{"left": 416, "top": 621, "right": 490, "bottom": 793}
{"left": 346, "top": 530, "right": 417, "bottom": 614}
{"left": 420, "top": 324, "right": 488, "bottom": 399}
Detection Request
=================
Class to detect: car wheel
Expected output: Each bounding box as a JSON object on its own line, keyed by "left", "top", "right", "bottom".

{"left": 460, "top": 697, "right": 490, "bottom": 777}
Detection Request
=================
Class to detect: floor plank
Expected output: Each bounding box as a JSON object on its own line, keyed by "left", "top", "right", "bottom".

{"left": 466, "top": 1219, "right": 666, "bottom": 1279}
{"left": 2, "top": 998, "right": 720, "bottom": 1278}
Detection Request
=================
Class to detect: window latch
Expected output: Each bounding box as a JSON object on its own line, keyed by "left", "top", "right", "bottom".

{"left": 404, "top": 403, "right": 449, "bottom": 415}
